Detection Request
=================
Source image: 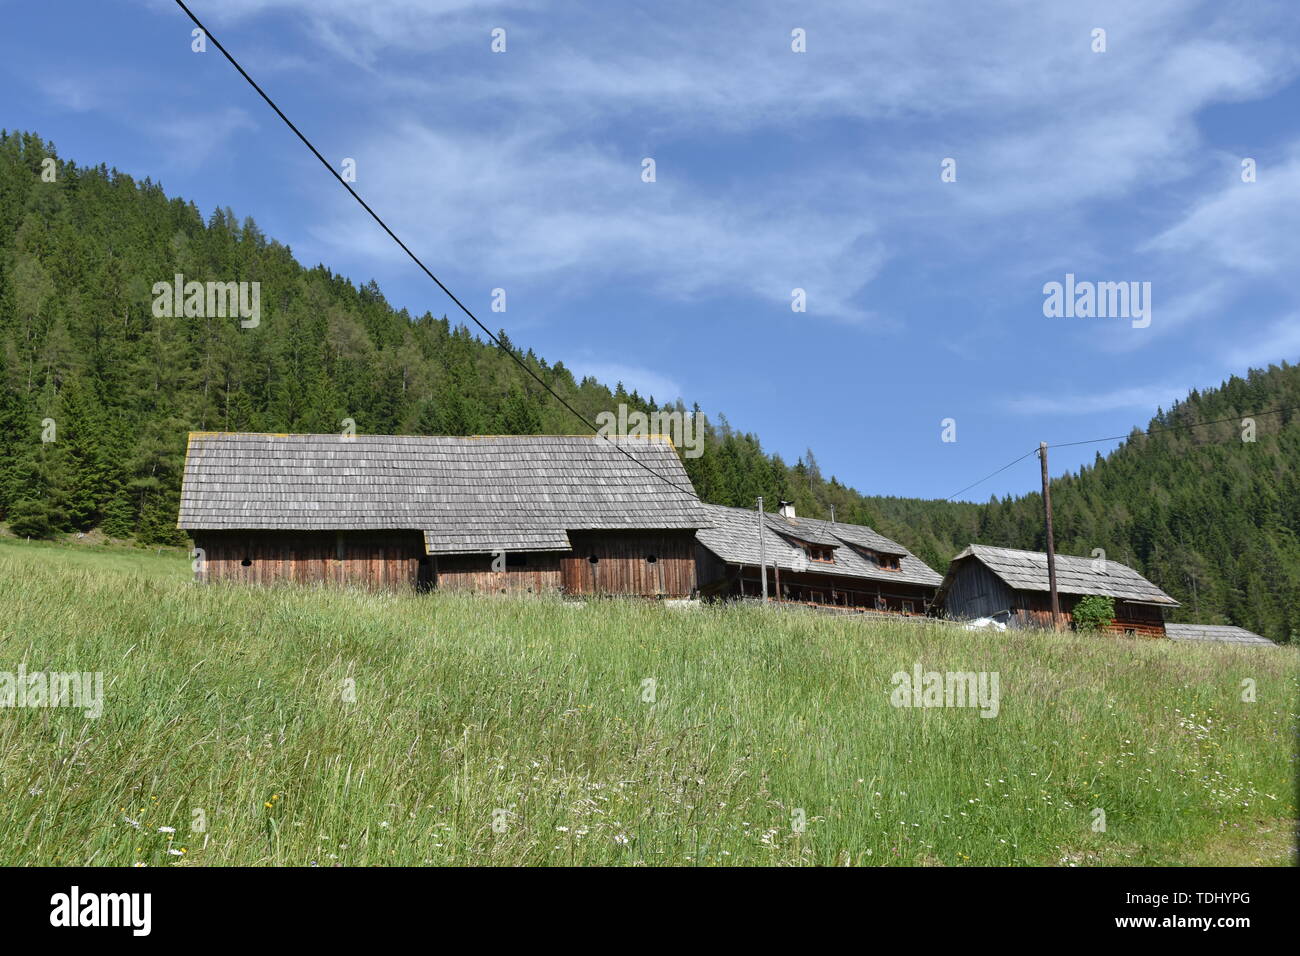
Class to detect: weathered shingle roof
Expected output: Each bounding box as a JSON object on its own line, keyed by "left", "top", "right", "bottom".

{"left": 802, "top": 518, "right": 908, "bottom": 556}
{"left": 1165, "top": 623, "right": 1275, "bottom": 646}
{"left": 764, "top": 514, "right": 841, "bottom": 547}
{"left": 178, "top": 432, "right": 708, "bottom": 554}
{"left": 943, "top": 544, "right": 1179, "bottom": 606}
{"left": 695, "top": 504, "right": 943, "bottom": 587}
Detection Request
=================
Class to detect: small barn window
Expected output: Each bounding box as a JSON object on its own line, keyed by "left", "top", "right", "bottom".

{"left": 646, "top": 554, "right": 658, "bottom": 564}
{"left": 588, "top": 555, "right": 599, "bottom": 564}
{"left": 240, "top": 557, "right": 252, "bottom": 567}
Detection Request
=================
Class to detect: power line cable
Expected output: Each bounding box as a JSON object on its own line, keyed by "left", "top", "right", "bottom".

{"left": 172, "top": 0, "right": 701, "bottom": 501}
{"left": 945, "top": 403, "right": 1299, "bottom": 501}
{"left": 944, "top": 448, "right": 1038, "bottom": 502}
{"left": 172, "top": 2, "right": 1300, "bottom": 513}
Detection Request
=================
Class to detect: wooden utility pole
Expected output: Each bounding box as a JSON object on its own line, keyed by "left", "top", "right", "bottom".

{"left": 1039, "top": 442, "right": 1061, "bottom": 629}
{"left": 757, "top": 496, "right": 768, "bottom": 602}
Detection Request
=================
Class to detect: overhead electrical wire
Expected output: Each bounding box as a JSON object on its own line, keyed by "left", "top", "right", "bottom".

{"left": 174, "top": 2, "right": 1299, "bottom": 516}
{"left": 172, "top": 0, "right": 702, "bottom": 502}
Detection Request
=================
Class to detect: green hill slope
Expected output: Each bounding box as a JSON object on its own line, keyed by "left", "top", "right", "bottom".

{"left": 1, "top": 130, "right": 1295, "bottom": 640}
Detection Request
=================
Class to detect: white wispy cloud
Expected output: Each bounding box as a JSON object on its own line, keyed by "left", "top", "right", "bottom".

{"left": 1144, "top": 148, "right": 1300, "bottom": 276}
{"left": 565, "top": 360, "right": 683, "bottom": 404}
{"left": 144, "top": 107, "right": 258, "bottom": 171}
{"left": 303, "top": 121, "right": 884, "bottom": 320}
{"left": 134, "top": 0, "right": 1300, "bottom": 357}
{"left": 1225, "top": 314, "right": 1300, "bottom": 369}
{"left": 1002, "top": 382, "right": 1194, "bottom": 416}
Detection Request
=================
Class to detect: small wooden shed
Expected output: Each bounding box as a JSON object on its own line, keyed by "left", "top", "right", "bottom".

{"left": 934, "top": 544, "right": 1180, "bottom": 635}
{"left": 178, "top": 432, "right": 709, "bottom": 597}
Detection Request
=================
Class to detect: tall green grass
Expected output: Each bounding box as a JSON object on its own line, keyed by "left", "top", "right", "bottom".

{"left": 0, "top": 538, "right": 1294, "bottom": 866}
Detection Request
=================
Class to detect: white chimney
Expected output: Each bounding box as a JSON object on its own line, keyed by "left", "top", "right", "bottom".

{"left": 777, "top": 500, "right": 796, "bottom": 519}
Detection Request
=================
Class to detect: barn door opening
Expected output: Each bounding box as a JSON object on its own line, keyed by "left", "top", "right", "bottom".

{"left": 416, "top": 556, "right": 435, "bottom": 593}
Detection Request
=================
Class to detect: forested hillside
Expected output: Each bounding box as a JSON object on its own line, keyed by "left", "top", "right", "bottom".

{"left": 1, "top": 130, "right": 1296, "bottom": 640}
{"left": 863, "top": 368, "right": 1300, "bottom": 643}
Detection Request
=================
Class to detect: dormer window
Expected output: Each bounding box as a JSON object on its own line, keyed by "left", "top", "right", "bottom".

{"left": 855, "top": 547, "right": 901, "bottom": 570}
{"left": 774, "top": 526, "right": 837, "bottom": 564}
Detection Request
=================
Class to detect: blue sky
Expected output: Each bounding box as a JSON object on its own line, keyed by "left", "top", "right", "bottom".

{"left": 3, "top": 0, "right": 1299, "bottom": 501}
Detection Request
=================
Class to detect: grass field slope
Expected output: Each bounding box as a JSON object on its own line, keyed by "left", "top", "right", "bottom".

{"left": 0, "top": 538, "right": 1294, "bottom": 867}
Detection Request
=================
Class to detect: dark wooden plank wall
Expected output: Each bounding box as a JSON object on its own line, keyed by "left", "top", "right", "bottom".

{"left": 561, "top": 531, "right": 696, "bottom": 597}
{"left": 433, "top": 552, "right": 564, "bottom": 594}
{"left": 1014, "top": 593, "right": 1167, "bottom": 636}
{"left": 193, "top": 529, "right": 697, "bottom": 597}
{"left": 938, "top": 558, "right": 1016, "bottom": 620}
{"left": 423, "top": 531, "right": 698, "bottom": 597}
{"left": 729, "top": 567, "right": 936, "bottom": 613}
{"left": 695, "top": 544, "right": 738, "bottom": 596}
{"left": 192, "top": 530, "right": 423, "bottom": 589}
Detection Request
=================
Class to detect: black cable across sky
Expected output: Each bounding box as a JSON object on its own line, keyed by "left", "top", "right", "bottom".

{"left": 174, "top": 1, "right": 1298, "bottom": 516}
{"left": 172, "top": 0, "right": 702, "bottom": 502}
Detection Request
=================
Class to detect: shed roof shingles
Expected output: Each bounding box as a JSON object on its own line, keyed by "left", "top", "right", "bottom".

{"left": 948, "top": 544, "right": 1179, "bottom": 606}
{"left": 178, "top": 432, "right": 708, "bottom": 553}
{"left": 1165, "top": 623, "right": 1275, "bottom": 645}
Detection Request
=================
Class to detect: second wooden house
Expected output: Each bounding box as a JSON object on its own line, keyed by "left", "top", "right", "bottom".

{"left": 694, "top": 501, "right": 943, "bottom": 613}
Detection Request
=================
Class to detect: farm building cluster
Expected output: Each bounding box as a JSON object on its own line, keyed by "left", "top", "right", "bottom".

{"left": 178, "top": 432, "right": 1274, "bottom": 644}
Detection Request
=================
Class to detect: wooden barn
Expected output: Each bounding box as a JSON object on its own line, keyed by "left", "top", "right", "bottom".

{"left": 934, "top": 544, "right": 1180, "bottom": 635}
{"left": 177, "top": 432, "right": 710, "bottom": 597}
{"left": 694, "top": 501, "right": 943, "bottom": 614}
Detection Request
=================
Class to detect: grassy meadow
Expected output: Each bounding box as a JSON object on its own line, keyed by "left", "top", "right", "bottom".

{"left": 0, "top": 536, "right": 1294, "bottom": 866}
